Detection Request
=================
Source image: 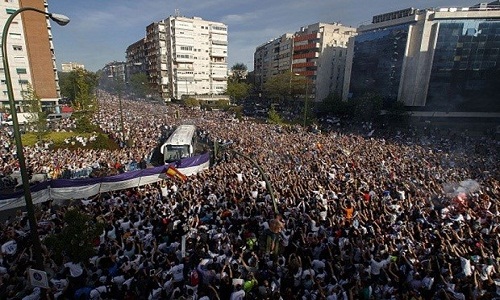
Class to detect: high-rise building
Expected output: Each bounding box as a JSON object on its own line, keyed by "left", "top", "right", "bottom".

{"left": 0, "top": 0, "right": 61, "bottom": 111}
{"left": 253, "top": 22, "right": 356, "bottom": 101}
{"left": 130, "top": 15, "right": 228, "bottom": 101}
{"left": 292, "top": 22, "right": 356, "bottom": 101}
{"left": 61, "top": 62, "right": 85, "bottom": 73}
{"left": 344, "top": 2, "right": 500, "bottom": 113}
{"left": 125, "top": 38, "right": 147, "bottom": 83}
{"left": 254, "top": 33, "right": 294, "bottom": 91}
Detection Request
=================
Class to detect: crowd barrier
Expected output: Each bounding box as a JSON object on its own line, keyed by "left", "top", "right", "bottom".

{"left": 0, "top": 153, "right": 210, "bottom": 211}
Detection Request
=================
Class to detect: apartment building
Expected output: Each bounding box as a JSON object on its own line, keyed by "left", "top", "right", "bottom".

{"left": 125, "top": 38, "right": 147, "bottom": 83}
{"left": 254, "top": 33, "right": 293, "bottom": 91}
{"left": 129, "top": 15, "right": 228, "bottom": 101}
{"left": 61, "top": 62, "right": 85, "bottom": 73}
{"left": 292, "top": 22, "right": 356, "bottom": 101}
{"left": 344, "top": 2, "right": 500, "bottom": 113}
{"left": 253, "top": 22, "right": 356, "bottom": 101}
{"left": 0, "top": 0, "right": 61, "bottom": 112}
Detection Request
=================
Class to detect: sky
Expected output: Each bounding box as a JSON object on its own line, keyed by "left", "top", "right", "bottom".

{"left": 47, "top": 0, "right": 476, "bottom": 72}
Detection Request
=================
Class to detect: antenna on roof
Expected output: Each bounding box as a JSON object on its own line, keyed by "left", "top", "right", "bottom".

{"left": 175, "top": 9, "right": 180, "bottom": 17}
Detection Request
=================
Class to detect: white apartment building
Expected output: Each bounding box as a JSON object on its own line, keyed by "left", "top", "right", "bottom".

{"left": 140, "top": 15, "right": 227, "bottom": 101}
{"left": 61, "top": 62, "right": 85, "bottom": 73}
{"left": 166, "top": 16, "right": 227, "bottom": 100}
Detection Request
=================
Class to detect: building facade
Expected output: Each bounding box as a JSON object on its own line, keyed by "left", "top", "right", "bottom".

{"left": 0, "top": 0, "right": 61, "bottom": 112}
{"left": 292, "top": 22, "right": 356, "bottom": 101}
{"left": 253, "top": 22, "right": 356, "bottom": 101}
{"left": 61, "top": 62, "right": 85, "bottom": 73}
{"left": 125, "top": 38, "right": 147, "bottom": 84}
{"left": 166, "top": 16, "right": 227, "bottom": 100}
{"left": 254, "top": 33, "right": 294, "bottom": 91}
{"left": 344, "top": 3, "right": 500, "bottom": 113}
{"left": 130, "top": 16, "right": 228, "bottom": 101}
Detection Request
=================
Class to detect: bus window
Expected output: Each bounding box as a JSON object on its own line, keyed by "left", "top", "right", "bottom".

{"left": 164, "top": 145, "right": 190, "bottom": 162}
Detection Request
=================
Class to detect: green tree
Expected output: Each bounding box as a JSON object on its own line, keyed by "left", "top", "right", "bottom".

{"left": 22, "top": 83, "right": 48, "bottom": 141}
{"left": 229, "top": 63, "right": 247, "bottom": 83}
{"left": 59, "top": 69, "right": 98, "bottom": 102}
{"left": 353, "top": 93, "right": 383, "bottom": 123}
{"left": 268, "top": 106, "right": 284, "bottom": 124}
{"left": 183, "top": 97, "right": 200, "bottom": 108}
{"left": 317, "top": 92, "right": 353, "bottom": 117}
{"left": 385, "top": 100, "right": 410, "bottom": 126}
{"left": 264, "top": 72, "right": 308, "bottom": 102}
{"left": 263, "top": 72, "right": 291, "bottom": 102}
{"left": 129, "top": 73, "right": 150, "bottom": 98}
{"left": 226, "top": 81, "right": 250, "bottom": 102}
{"left": 44, "top": 208, "right": 104, "bottom": 264}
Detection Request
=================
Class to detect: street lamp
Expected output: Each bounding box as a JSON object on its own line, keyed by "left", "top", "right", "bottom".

{"left": 108, "top": 70, "right": 126, "bottom": 147}
{"left": 303, "top": 78, "right": 309, "bottom": 127}
{"left": 1, "top": 7, "right": 70, "bottom": 269}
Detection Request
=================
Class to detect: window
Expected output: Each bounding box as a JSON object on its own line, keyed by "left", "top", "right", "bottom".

{"left": 18, "top": 79, "right": 28, "bottom": 85}
{"left": 16, "top": 68, "right": 26, "bottom": 74}
{"left": 12, "top": 45, "right": 22, "bottom": 51}
{"left": 5, "top": 8, "right": 16, "bottom": 14}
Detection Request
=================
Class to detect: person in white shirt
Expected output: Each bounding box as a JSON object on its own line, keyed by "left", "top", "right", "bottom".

{"left": 230, "top": 284, "right": 245, "bottom": 300}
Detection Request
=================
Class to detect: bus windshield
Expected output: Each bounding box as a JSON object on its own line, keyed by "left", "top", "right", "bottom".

{"left": 164, "top": 145, "right": 190, "bottom": 162}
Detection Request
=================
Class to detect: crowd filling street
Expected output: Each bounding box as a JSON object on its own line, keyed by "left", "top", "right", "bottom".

{"left": 0, "top": 91, "right": 499, "bottom": 299}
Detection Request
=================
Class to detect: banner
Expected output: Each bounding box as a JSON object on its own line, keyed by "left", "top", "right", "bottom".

{"left": 0, "top": 153, "right": 210, "bottom": 211}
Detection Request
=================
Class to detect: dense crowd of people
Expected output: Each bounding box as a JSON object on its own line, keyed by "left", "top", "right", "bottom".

{"left": 0, "top": 91, "right": 499, "bottom": 299}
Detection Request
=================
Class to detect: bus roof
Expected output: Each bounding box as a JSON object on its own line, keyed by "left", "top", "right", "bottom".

{"left": 164, "top": 124, "right": 196, "bottom": 146}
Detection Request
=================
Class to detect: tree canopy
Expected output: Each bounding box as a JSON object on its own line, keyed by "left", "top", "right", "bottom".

{"left": 230, "top": 63, "right": 248, "bottom": 83}
{"left": 226, "top": 81, "right": 250, "bottom": 102}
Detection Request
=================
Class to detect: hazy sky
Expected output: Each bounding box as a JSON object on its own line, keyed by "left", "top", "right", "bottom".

{"left": 47, "top": 0, "right": 476, "bottom": 71}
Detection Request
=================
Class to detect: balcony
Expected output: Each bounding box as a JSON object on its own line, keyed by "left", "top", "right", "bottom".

{"left": 211, "top": 39, "right": 228, "bottom": 46}
{"left": 292, "top": 61, "right": 316, "bottom": 68}
{"left": 211, "top": 73, "right": 226, "bottom": 80}
{"left": 294, "top": 32, "right": 320, "bottom": 42}
{"left": 292, "top": 52, "right": 318, "bottom": 60}
{"left": 293, "top": 70, "right": 316, "bottom": 77}
{"left": 294, "top": 42, "right": 320, "bottom": 51}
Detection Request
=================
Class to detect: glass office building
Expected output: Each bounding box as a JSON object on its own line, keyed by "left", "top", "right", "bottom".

{"left": 345, "top": 4, "right": 500, "bottom": 113}
{"left": 349, "top": 24, "right": 409, "bottom": 102}
{"left": 426, "top": 19, "right": 500, "bottom": 112}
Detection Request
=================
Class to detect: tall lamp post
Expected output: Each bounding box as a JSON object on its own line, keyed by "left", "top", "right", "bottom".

{"left": 1, "top": 7, "right": 70, "bottom": 269}
{"left": 303, "top": 78, "right": 309, "bottom": 127}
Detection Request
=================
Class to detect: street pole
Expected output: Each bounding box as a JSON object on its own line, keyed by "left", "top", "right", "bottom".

{"left": 118, "top": 85, "right": 125, "bottom": 146}
{"left": 1, "top": 7, "right": 70, "bottom": 270}
{"left": 303, "top": 78, "right": 308, "bottom": 127}
{"left": 216, "top": 142, "right": 278, "bottom": 214}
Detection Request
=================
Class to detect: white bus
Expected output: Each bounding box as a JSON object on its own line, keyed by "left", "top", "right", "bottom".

{"left": 161, "top": 124, "right": 197, "bottom": 163}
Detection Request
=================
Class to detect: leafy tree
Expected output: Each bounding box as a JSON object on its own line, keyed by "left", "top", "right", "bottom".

{"left": 22, "top": 83, "right": 48, "bottom": 141}
{"left": 44, "top": 208, "right": 104, "bottom": 264}
{"left": 226, "top": 81, "right": 250, "bottom": 102}
{"left": 129, "top": 73, "right": 150, "bottom": 98}
{"left": 268, "top": 106, "right": 284, "bottom": 124}
{"left": 353, "top": 92, "right": 383, "bottom": 123}
{"left": 264, "top": 72, "right": 308, "bottom": 102}
{"left": 230, "top": 63, "right": 248, "bottom": 83}
{"left": 263, "top": 72, "right": 291, "bottom": 102}
{"left": 59, "top": 69, "right": 98, "bottom": 102}
{"left": 228, "top": 105, "right": 243, "bottom": 120}
{"left": 183, "top": 97, "right": 200, "bottom": 108}
{"left": 385, "top": 100, "right": 410, "bottom": 126}
{"left": 317, "top": 92, "right": 353, "bottom": 117}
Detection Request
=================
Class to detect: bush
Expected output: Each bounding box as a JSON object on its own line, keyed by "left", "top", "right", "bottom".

{"left": 92, "top": 133, "right": 110, "bottom": 149}
{"left": 74, "top": 115, "right": 99, "bottom": 133}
